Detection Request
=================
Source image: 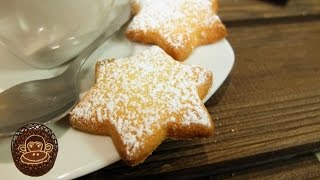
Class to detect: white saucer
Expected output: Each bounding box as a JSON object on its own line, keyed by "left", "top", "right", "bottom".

{"left": 0, "top": 35, "right": 234, "bottom": 179}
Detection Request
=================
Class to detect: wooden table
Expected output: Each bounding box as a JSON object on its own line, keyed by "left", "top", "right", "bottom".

{"left": 82, "top": 0, "right": 320, "bottom": 179}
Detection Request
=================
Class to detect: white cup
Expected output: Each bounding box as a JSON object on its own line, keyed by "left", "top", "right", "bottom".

{"left": 0, "top": 0, "right": 126, "bottom": 68}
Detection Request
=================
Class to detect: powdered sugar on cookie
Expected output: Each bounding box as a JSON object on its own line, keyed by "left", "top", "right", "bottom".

{"left": 70, "top": 46, "right": 213, "bottom": 165}
{"left": 127, "top": 0, "right": 227, "bottom": 61}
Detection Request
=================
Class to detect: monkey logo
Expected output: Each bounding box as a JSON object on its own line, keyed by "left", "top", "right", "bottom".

{"left": 11, "top": 123, "right": 58, "bottom": 177}
{"left": 18, "top": 135, "right": 53, "bottom": 165}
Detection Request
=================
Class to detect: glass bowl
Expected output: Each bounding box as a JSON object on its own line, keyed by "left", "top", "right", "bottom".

{"left": 0, "top": 0, "right": 128, "bottom": 68}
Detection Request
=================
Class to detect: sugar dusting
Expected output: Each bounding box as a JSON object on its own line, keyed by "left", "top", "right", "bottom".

{"left": 70, "top": 46, "right": 212, "bottom": 157}
{"left": 128, "top": 0, "right": 219, "bottom": 49}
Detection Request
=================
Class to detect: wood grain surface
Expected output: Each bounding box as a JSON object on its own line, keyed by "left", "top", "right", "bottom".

{"left": 217, "top": 154, "right": 320, "bottom": 179}
{"left": 220, "top": 0, "right": 320, "bottom": 22}
{"left": 81, "top": 1, "right": 320, "bottom": 179}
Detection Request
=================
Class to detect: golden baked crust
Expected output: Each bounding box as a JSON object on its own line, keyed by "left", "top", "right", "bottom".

{"left": 126, "top": 0, "right": 227, "bottom": 61}
{"left": 69, "top": 46, "right": 214, "bottom": 166}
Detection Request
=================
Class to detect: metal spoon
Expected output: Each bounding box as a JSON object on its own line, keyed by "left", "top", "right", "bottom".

{"left": 0, "top": 5, "right": 131, "bottom": 136}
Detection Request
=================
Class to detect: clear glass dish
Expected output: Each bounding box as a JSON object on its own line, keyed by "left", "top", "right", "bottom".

{"left": 0, "top": 0, "right": 125, "bottom": 68}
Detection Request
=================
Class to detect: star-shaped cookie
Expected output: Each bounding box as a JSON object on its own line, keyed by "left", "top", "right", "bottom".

{"left": 126, "top": 0, "right": 227, "bottom": 61}
{"left": 69, "top": 46, "right": 214, "bottom": 166}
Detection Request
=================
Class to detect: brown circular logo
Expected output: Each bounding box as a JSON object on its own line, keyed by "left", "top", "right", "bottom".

{"left": 11, "top": 123, "right": 58, "bottom": 177}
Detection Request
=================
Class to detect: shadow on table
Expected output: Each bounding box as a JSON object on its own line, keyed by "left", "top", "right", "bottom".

{"left": 80, "top": 137, "right": 211, "bottom": 179}
{"left": 205, "top": 76, "right": 231, "bottom": 107}
{"left": 260, "top": 0, "right": 288, "bottom": 6}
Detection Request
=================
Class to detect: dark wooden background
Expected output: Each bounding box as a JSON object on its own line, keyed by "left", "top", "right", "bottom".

{"left": 82, "top": 0, "right": 320, "bottom": 179}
